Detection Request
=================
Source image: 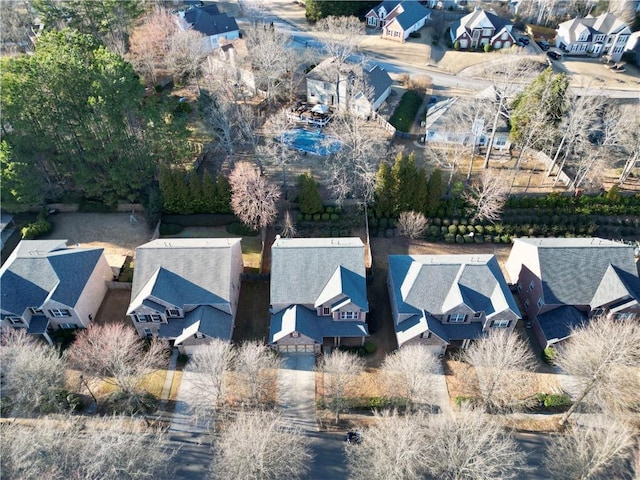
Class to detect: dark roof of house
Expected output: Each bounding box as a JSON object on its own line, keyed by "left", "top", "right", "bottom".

{"left": 0, "top": 240, "right": 104, "bottom": 316}
{"left": 26, "top": 315, "right": 49, "bottom": 334}
{"left": 270, "top": 237, "right": 367, "bottom": 310}
{"left": 367, "top": 1, "right": 402, "bottom": 17}
{"left": 130, "top": 238, "right": 241, "bottom": 312}
{"left": 389, "top": 1, "right": 431, "bottom": 30}
{"left": 512, "top": 238, "right": 640, "bottom": 307}
{"left": 388, "top": 254, "right": 519, "bottom": 317}
{"left": 364, "top": 65, "right": 393, "bottom": 103}
{"left": 451, "top": 8, "right": 512, "bottom": 40}
{"left": 159, "top": 305, "right": 233, "bottom": 343}
{"left": 558, "top": 13, "right": 630, "bottom": 44}
{"left": 442, "top": 322, "right": 483, "bottom": 341}
{"left": 270, "top": 304, "right": 368, "bottom": 343}
{"left": 183, "top": 6, "right": 238, "bottom": 37}
{"left": 537, "top": 305, "right": 587, "bottom": 343}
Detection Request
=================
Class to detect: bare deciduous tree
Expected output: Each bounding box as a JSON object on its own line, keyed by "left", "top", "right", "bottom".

{"left": 315, "top": 16, "right": 363, "bottom": 67}
{"left": 280, "top": 210, "right": 297, "bottom": 238}
{"left": 346, "top": 410, "right": 428, "bottom": 480}
{"left": 325, "top": 111, "right": 386, "bottom": 208}
{"left": 463, "top": 169, "right": 509, "bottom": 223}
{"left": 185, "top": 339, "right": 236, "bottom": 418}
{"left": 1, "top": 416, "right": 177, "bottom": 480}
{"left": 318, "top": 350, "right": 365, "bottom": 424}
{"left": 555, "top": 315, "right": 640, "bottom": 425}
{"left": 66, "top": 323, "right": 167, "bottom": 410}
{"left": 423, "top": 406, "right": 525, "bottom": 480}
{"left": 259, "top": 108, "right": 294, "bottom": 186}
{"left": 128, "top": 8, "right": 178, "bottom": 83}
{"left": 545, "top": 416, "right": 637, "bottom": 480}
{"left": 234, "top": 341, "right": 281, "bottom": 408}
{"left": 244, "top": 25, "right": 300, "bottom": 105}
{"left": 229, "top": 161, "right": 280, "bottom": 243}
{"left": 615, "top": 104, "right": 640, "bottom": 186}
{"left": 397, "top": 211, "right": 429, "bottom": 240}
{"left": 0, "top": 329, "right": 68, "bottom": 416}
{"left": 463, "top": 329, "right": 537, "bottom": 412}
{"left": 167, "top": 28, "right": 209, "bottom": 87}
{"left": 380, "top": 344, "right": 439, "bottom": 409}
{"left": 210, "top": 410, "right": 312, "bottom": 480}
{"left": 346, "top": 407, "right": 525, "bottom": 480}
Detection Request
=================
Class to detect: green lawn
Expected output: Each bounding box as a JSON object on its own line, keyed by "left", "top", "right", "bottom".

{"left": 389, "top": 90, "right": 424, "bottom": 133}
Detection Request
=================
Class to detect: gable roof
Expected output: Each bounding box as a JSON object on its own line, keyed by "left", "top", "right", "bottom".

{"left": 510, "top": 238, "right": 640, "bottom": 307}
{"left": 558, "top": 13, "right": 630, "bottom": 44}
{"left": 270, "top": 237, "right": 368, "bottom": 310}
{"left": 130, "top": 238, "right": 241, "bottom": 311}
{"left": 367, "top": 1, "right": 402, "bottom": 18}
{"left": 173, "top": 305, "right": 233, "bottom": 344}
{"left": 451, "top": 8, "right": 512, "bottom": 40}
{"left": 387, "top": 1, "right": 431, "bottom": 30}
{"left": 0, "top": 240, "right": 104, "bottom": 316}
{"left": 306, "top": 58, "right": 392, "bottom": 104}
{"left": 183, "top": 6, "right": 238, "bottom": 37}
{"left": 537, "top": 305, "right": 587, "bottom": 343}
{"left": 389, "top": 254, "right": 519, "bottom": 317}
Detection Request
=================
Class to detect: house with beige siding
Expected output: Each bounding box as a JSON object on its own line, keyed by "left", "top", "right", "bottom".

{"left": 388, "top": 254, "right": 520, "bottom": 354}
{"left": 269, "top": 237, "right": 369, "bottom": 353}
{"left": 127, "top": 238, "right": 243, "bottom": 355}
{"left": 555, "top": 13, "right": 631, "bottom": 62}
{"left": 506, "top": 238, "right": 640, "bottom": 349}
{"left": 0, "top": 240, "right": 112, "bottom": 344}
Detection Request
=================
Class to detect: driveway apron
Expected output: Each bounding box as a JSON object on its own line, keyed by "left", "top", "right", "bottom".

{"left": 278, "top": 353, "right": 317, "bottom": 432}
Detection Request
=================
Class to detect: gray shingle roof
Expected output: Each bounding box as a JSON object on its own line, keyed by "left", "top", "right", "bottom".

{"left": 512, "top": 238, "right": 640, "bottom": 307}
{"left": 0, "top": 240, "right": 104, "bottom": 315}
{"left": 389, "top": 1, "right": 430, "bottom": 30}
{"left": 558, "top": 13, "right": 630, "bottom": 44}
{"left": 131, "top": 238, "right": 241, "bottom": 310}
{"left": 184, "top": 7, "right": 238, "bottom": 37}
{"left": 270, "top": 304, "right": 368, "bottom": 343}
{"left": 388, "top": 254, "right": 519, "bottom": 317}
{"left": 270, "top": 237, "right": 367, "bottom": 309}
{"left": 537, "top": 305, "right": 587, "bottom": 343}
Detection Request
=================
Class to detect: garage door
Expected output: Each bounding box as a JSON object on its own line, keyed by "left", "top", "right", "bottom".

{"left": 279, "top": 344, "right": 315, "bottom": 352}
{"left": 459, "top": 39, "right": 468, "bottom": 49}
{"left": 494, "top": 40, "right": 502, "bottom": 49}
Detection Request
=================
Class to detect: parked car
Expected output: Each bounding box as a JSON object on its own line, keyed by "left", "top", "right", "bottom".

{"left": 516, "top": 36, "right": 530, "bottom": 46}
{"left": 537, "top": 40, "right": 550, "bottom": 51}
{"left": 345, "top": 430, "right": 363, "bottom": 445}
{"left": 547, "top": 50, "right": 561, "bottom": 60}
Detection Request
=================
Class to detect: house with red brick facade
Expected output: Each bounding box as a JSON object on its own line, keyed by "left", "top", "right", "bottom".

{"left": 450, "top": 8, "right": 515, "bottom": 50}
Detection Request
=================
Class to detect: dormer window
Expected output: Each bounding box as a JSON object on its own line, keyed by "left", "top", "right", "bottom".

{"left": 448, "top": 314, "right": 466, "bottom": 323}
{"left": 473, "top": 312, "right": 482, "bottom": 318}
{"left": 7, "top": 317, "right": 23, "bottom": 325}
{"left": 167, "top": 309, "right": 180, "bottom": 318}
{"left": 291, "top": 331, "right": 300, "bottom": 337}
{"left": 195, "top": 332, "right": 205, "bottom": 339}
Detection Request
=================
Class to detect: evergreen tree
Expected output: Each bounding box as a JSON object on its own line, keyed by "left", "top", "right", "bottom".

{"left": 159, "top": 168, "right": 177, "bottom": 214}
{"left": 374, "top": 161, "right": 396, "bottom": 218}
{"left": 189, "top": 172, "right": 205, "bottom": 213}
{"left": 0, "top": 140, "right": 45, "bottom": 210}
{"left": 425, "top": 168, "right": 445, "bottom": 216}
{"left": 393, "top": 152, "right": 423, "bottom": 213}
{"left": 202, "top": 171, "right": 217, "bottom": 212}
{"left": 298, "top": 173, "right": 323, "bottom": 215}
{"left": 174, "top": 171, "right": 191, "bottom": 214}
{"left": 215, "top": 174, "right": 232, "bottom": 213}
{"left": 414, "top": 165, "right": 428, "bottom": 214}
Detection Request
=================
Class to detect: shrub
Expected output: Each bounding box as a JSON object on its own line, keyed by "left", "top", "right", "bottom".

{"left": 21, "top": 219, "right": 52, "bottom": 239}
{"left": 330, "top": 213, "right": 339, "bottom": 221}
{"left": 159, "top": 223, "right": 182, "bottom": 236}
{"left": 543, "top": 393, "right": 572, "bottom": 409}
{"left": 379, "top": 218, "right": 388, "bottom": 229}
{"left": 444, "top": 233, "right": 455, "bottom": 243}
{"left": 458, "top": 225, "right": 467, "bottom": 235}
{"left": 474, "top": 234, "right": 484, "bottom": 243}
{"left": 448, "top": 225, "right": 457, "bottom": 234}
{"left": 322, "top": 213, "right": 330, "bottom": 221}
{"left": 455, "top": 234, "right": 465, "bottom": 244}
{"left": 364, "top": 341, "right": 377, "bottom": 354}
{"left": 542, "top": 346, "right": 557, "bottom": 364}
{"left": 325, "top": 206, "right": 334, "bottom": 214}
{"left": 484, "top": 43, "right": 492, "bottom": 52}
{"left": 454, "top": 396, "right": 474, "bottom": 408}
{"left": 313, "top": 213, "right": 321, "bottom": 221}
{"left": 389, "top": 90, "right": 424, "bottom": 132}
{"left": 453, "top": 40, "right": 460, "bottom": 50}
{"left": 369, "top": 396, "right": 387, "bottom": 408}
{"left": 226, "top": 222, "right": 258, "bottom": 236}
{"left": 174, "top": 101, "right": 192, "bottom": 115}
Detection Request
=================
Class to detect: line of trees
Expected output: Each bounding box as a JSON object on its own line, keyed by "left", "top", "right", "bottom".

{"left": 159, "top": 168, "right": 231, "bottom": 215}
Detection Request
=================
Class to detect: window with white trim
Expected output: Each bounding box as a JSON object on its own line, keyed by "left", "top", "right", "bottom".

{"left": 493, "top": 319, "right": 510, "bottom": 328}
{"left": 613, "top": 312, "right": 636, "bottom": 321}
{"left": 143, "top": 328, "right": 152, "bottom": 337}
{"left": 59, "top": 323, "right": 77, "bottom": 330}
{"left": 291, "top": 331, "right": 300, "bottom": 337}
{"left": 135, "top": 314, "right": 151, "bottom": 323}
{"left": 30, "top": 308, "right": 44, "bottom": 314}
{"left": 167, "top": 309, "right": 180, "bottom": 317}
{"left": 537, "top": 297, "right": 544, "bottom": 308}
{"left": 49, "top": 309, "right": 71, "bottom": 318}
{"left": 195, "top": 332, "right": 205, "bottom": 339}
{"left": 151, "top": 315, "right": 162, "bottom": 322}
{"left": 448, "top": 313, "right": 466, "bottom": 323}
{"left": 340, "top": 311, "right": 358, "bottom": 320}
{"left": 323, "top": 307, "right": 330, "bottom": 316}
{"left": 473, "top": 312, "right": 482, "bottom": 318}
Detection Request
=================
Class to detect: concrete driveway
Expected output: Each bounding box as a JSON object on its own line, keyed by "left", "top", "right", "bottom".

{"left": 278, "top": 353, "right": 318, "bottom": 432}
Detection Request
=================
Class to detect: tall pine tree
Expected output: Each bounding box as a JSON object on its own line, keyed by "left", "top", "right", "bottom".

{"left": 374, "top": 161, "right": 396, "bottom": 218}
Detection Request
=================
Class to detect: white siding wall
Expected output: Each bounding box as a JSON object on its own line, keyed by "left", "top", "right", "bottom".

{"left": 73, "top": 254, "right": 113, "bottom": 328}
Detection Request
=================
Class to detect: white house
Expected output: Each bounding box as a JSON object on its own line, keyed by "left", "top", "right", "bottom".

{"left": 450, "top": 8, "right": 516, "bottom": 50}
{"left": 365, "top": 1, "right": 431, "bottom": 42}
{"left": 556, "top": 12, "right": 631, "bottom": 61}
{"left": 177, "top": 4, "right": 239, "bottom": 51}
{"left": 0, "top": 240, "right": 112, "bottom": 344}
